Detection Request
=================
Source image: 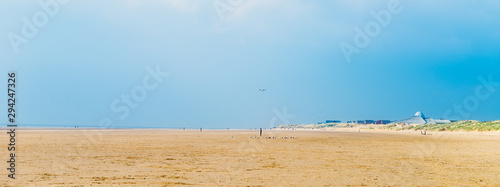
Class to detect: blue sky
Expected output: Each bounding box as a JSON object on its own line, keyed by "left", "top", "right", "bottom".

{"left": 1, "top": 0, "right": 499, "bottom": 128}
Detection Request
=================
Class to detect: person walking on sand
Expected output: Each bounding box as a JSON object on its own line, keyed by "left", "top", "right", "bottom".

{"left": 260, "top": 128, "right": 263, "bottom": 137}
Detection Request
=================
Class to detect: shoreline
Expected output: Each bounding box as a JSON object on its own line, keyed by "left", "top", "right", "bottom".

{"left": 3, "top": 127, "right": 500, "bottom": 136}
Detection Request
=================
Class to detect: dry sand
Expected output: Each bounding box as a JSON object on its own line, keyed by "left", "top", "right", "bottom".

{"left": 2, "top": 129, "right": 500, "bottom": 186}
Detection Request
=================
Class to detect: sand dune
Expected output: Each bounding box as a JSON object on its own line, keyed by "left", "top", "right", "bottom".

{"left": 2, "top": 129, "right": 500, "bottom": 186}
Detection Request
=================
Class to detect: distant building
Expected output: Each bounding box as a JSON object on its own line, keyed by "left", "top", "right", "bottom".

{"left": 356, "top": 120, "right": 365, "bottom": 124}
{"left": 347, "top": 121, "right": 352, "bottom": 123}
{"left": 364, "top": 120, "right": 375, "bottom": 124}
{"left": 326, "top": 120, "right": 341, "bottom": 123}
{"left": 393, "top": 111, "right": 453, "bottom": 125}
{"left": 430, "top": 119, "right": 452, "bottom": 124}
{"left": 376, "top": 120, "right": 391, "bottom": 124}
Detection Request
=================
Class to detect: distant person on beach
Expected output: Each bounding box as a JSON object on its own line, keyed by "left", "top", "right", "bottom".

{"left": 200, "top": 128, "right": 202, "bottom": 132}
{"left": 260, "top": 128, "right": 262, "bottom": 137}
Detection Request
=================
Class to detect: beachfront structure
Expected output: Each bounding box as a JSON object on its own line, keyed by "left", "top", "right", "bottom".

{"left": 364, "top": 120, "right": 375, "bottom": 124}
{"left": 376, "top": 120, "right": 391, "bottom": 124}
{"left": 393, "top": 111, "right": 452, "bottom": 125}
{"left": 426, "top": 118, "right": 453, "bottom": 124}
{"left": 326, "top": 120, "right": 341, "bottom": 123}
{"left": 356, "top": 120, "right": 365, "bottom": 124}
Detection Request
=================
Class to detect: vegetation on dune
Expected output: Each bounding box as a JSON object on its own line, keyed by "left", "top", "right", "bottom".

{"left": 277, "top": 120, "right": 500, "bottom": 132}
{"left": 385, "top": 120, "right": 500, "bottom": 131}
{"left": 417, "top": 120, "right": 500, "bottom": 131}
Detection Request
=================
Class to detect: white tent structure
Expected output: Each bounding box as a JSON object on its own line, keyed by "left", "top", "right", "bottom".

{"left": 394, "top": 111, "right": 451, "bottom": 125}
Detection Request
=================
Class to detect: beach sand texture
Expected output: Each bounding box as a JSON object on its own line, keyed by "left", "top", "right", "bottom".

{"left": 2, "top": 129, "right": 500, "bottom": 186}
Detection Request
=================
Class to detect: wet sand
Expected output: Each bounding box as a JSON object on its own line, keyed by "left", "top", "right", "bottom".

{"left": 2, "top": 129, "right": 500, "bottom": 186}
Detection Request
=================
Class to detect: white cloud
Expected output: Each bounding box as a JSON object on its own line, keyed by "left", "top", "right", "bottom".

{"left": 162, "top": 0, "right": 202, "bottom": 12}
{"left": 123, "top": 0, "right": 204, "bottom": 12}
{"left": 209, "top": 0, "right": 317, "bottom": 33}
{"left": 230, "top": 0, "right": 314, "bottom": 21}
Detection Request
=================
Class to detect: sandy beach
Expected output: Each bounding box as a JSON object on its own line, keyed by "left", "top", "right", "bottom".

{"left": 2, "top": 129, "right": 500, "bottom": 186}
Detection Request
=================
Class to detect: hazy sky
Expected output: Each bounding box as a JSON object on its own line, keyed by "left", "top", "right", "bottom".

{"left": 1, "top": 0, "right": 499, "bottom": 128}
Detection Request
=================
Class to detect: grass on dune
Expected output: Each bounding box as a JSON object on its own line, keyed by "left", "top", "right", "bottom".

{"left": 278, "top": 120, "right": 500, "bottom": 132}
{"left": 386, "top": 120, "right": 500, "bottom": 132}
